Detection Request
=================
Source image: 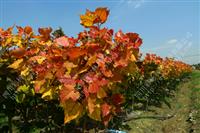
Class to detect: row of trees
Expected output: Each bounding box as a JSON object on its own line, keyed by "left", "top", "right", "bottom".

{"left": 0, "top": 7, "right": 192, "bottom": 132}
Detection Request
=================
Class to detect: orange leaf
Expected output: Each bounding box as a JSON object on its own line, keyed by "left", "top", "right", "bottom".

{"left": 38, "top": 27, "right": 52, "bottom": 41}
{"left": 126, "top": 32, "right": 142, "bottom": 48}
{"left": 24, "top": 26, "right": 33, "bottom": 35}
{"left": 10, "top": 48, "right": 26, "bottom": 58}
{"left": 86, "top": 55, "right": 97, "bottom": 66}
{"left": 95, "top": 7, "right": 109, "bottom": 24}
{"left": 88, "top": 96, "right": 96, "bottom": 114}
{"left": 60, "top": 84, "right": 80, "bottom": 102}
{"left": 34, "top": 80, "right": 45, "bottom": 93}
{"left": 66, "top": 47, "right": 87, "bottom": 60}
{"left": 88, "top": 78, "right": 108, "bottom": 94}
{"left": 101, "top": 68, "right": 113, "bottom": 78}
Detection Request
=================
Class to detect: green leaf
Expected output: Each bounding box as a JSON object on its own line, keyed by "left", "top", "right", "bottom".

{"left": 16, "top": 93, "right": 26, "bottom": 103}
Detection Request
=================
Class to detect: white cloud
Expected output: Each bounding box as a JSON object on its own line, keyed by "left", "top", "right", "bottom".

{"left": 119, "top": 0, "right": 144, "bottom": 9}
{"left": 167, "top": 39, "right": 178, "bottom": 44}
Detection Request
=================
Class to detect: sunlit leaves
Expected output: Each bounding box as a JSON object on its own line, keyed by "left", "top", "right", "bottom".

{"left": 55, "top": 36, "right": 77, "bottom": 47}
{"left": 8, "top": 58, "right": 24, "bottom": 69}
{"left": 21, "top": 67, "right": 30, "bottom": 76}
{"left": 80, "top": 9, "right": 97, "bottom": 28}
{"left": 66, "top": 47, "right": 87, "bottom": 60}
{"left": 1, "top": 6, "right": 180, "bottom": 126}
{"left": 0, "top": 6, "right": 192, "bottom": 127}
{"left": 94, "top": 7, "right": 110, "bottom": 24}
{"left": 142, "top": 53, "right": 192, "bottom": 78}
{"left": 41, "top": 87, "right": 58, "bottom": 100}
{"left": 80, "top": 7, "right": 109, "bottom": 28}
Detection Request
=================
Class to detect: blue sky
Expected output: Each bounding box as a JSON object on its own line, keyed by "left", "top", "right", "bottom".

{"left": 0, "top": 0, "right": 199, "bottom": 64}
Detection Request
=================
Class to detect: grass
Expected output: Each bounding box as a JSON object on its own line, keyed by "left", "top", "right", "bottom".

{"left": 189, "top": 70, "right": 200, "bottom": 132}
{"left": 127, "top": 70, "right": 200, "bottom": 133}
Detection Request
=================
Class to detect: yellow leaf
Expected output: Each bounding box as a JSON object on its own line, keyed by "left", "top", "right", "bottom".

{"left": 41, "top": 87, "right": 58, "bottom": 100}
{"left": 88, "top": 96, "right": 96, "bottom": 114}
{"left": 86, "top": 55, "right": 97, "bottom": 66}
{"left": 40, "top": 86, "right": 59, "bottom": 100}
{"left": 37, "top": 56, "right": 46, "bottom": 64}
{"left": 63, "top": 61, "right": 77, "bottom": 74}
{"left": 97, "top": 88, "right": 107, "bottom": 99}
{"left": 13, "top": 36, "right": 22, "bottom": 47}
{"left": 17, "top": 85, "right": 35, "bottom": 96}
{"left": 130, "top": 54, "right": 136, "bottom": 62}
{"left": 8, "top": 59, "right": 23, "bottom": 69}
{"left": 41, "top": 88, "right": 53, "bottom": 100}
{"left": 18, "top": 85, "right": 29, "bottom": 93}
{"left": 87, "top": 95, "right": 101, "bottom": 121}
{"left": 88, "top": 106, "right": 101, "bottom": 121}
{"left": 34, "top": 79, "right": 45, "bottom": 92}
{"left": 21, "top": 67, "right": 30, "bottom": 76}
{"left": 62, "top": 99, "right": 83, "bottom": 123}
{"left": 80, "top": 9, "right": 97, "bottom": 27}
{"left": 5, "top": 38, "right": 12, "bottom": 46}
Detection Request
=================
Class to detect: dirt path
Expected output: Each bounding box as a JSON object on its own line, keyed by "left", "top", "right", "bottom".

{"left": 127, "top": 71, "right": 200, "bottom": 133}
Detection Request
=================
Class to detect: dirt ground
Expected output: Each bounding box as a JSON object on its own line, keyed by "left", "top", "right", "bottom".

{"left": 127, "top": 70, "right": 200, "bottom": 133}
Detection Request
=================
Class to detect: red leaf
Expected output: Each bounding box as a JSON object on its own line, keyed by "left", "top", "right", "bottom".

{"left": 88, "top": 82, "right": 99, "bottom": 94}
{"left": 88, "top": 78, "right": 108, "bottom": 94}
{"left": 126, "top": 32, "right": 142, "bottom": 48}
{"left": 101, "top": 103, "right": 111, "bottom": 117}
{"left": 112, "top": 94, "right": 124, "bottom": 105}
{"left": 115, "top": 30, "right": 129, "bottom": 43}
{"left": 83, "top": 87, "right": 89, "bottom": 98}
{"left": 103, "top": 114, "right": 112, "bottom": 126}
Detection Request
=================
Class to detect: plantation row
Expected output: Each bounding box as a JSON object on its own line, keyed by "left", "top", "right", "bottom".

{"left": 0, "top": 7, "right": 192, "bottom": 132}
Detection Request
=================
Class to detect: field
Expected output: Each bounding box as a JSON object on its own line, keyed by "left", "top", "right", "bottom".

{"left": 127, "top": 70, "right": 200, "bottom": 133}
